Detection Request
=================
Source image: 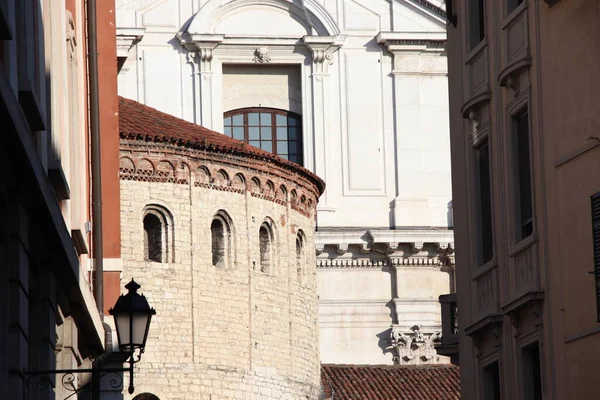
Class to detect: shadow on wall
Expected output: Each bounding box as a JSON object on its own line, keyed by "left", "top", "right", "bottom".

{"left": 376, "top": 327, "right": 395, "bottom": 359}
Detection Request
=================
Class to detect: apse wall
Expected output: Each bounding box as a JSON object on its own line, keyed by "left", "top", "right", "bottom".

{"left": 119, "top": 145, "right": 322, "bottom": 399}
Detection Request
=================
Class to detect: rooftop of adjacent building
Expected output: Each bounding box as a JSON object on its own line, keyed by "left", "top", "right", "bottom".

{"left": 118, "top": 96, "right": 325, "bottom": 194}
{"left": 321, "top": 364, "right": 460, "bottom": 400}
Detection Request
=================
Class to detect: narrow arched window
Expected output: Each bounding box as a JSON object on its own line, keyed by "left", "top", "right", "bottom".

{"left": 211, "top": 211, "right": 234, "bottom": 268}
{"left": 142, "top": 205, "right": 174, "bottom": 263}
{"left": 296, "top": 230, "right": 306, "bottom": 283}
{"left": 224, "top": 108, "right": 303, "bottom": 165}
{"left": 144, "top": 214, "right": 162, "bottom": 262}
{"left": 211, "top": 219, "right": 226, "bottom": 267}
{"left": 259, "top": 223, "right": 273, "bottom": 273}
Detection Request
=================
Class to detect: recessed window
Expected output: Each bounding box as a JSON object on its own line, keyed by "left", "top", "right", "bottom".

{"left": 211, "top": 211, "right": 233, "bottom": 268}
{"left": 142, "top": 205, "right": 173, "bottom": 263}
{"left": 476, "top": 141, "right": 494, "bottom": 265}
{"left": 468, "top": 0, "right": 486, "bottom": 50}
{"left": 482, "top": 361, "right": 501, "bottom": 400}
{"left": 259, "top": 222, "right": 275, "bottom": 273}
{"left": 521, "top": 342, "right": 543, "bottom": 400}
{"left": 513, "top": 109, "right": 533, "bottom": 241}
{"left": 224, "top": 108, "right": 303, "bottom": 165}
{"left": 296, "top": 230, "right": 306, "bottom": 283}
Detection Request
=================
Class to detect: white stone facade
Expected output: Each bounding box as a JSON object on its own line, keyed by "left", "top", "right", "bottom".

{"left": 117, "top": 0, "right": 454, "bottom": 366}
{"left": 119, "top": 142, "right": 322, "bottom": 399}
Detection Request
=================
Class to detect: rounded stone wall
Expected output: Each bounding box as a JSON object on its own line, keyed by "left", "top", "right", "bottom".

{"left": 117, "top": 112, "right": 324, "bottom": 399}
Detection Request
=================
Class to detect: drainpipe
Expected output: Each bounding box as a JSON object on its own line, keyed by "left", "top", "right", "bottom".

{"left": 87, "top": 0, "right": 103, "bottom": 318}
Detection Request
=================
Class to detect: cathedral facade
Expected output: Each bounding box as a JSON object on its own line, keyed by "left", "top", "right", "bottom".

{"left": 115, "top": 0, "right": 454, "bottom": 375}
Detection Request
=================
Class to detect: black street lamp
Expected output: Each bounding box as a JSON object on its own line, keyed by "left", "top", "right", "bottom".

{"left": 109, "top": 279, "right": 156, "bottom": 394}
{"left": 25, "top": 279, "right": 156, "bottom": 396}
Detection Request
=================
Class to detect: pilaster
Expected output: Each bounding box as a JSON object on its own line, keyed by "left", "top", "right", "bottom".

{"left": 303, "top": 36, "right": 344, "bottom": 207}
{"left": 180, "top": 34, "right": 224, "bottom": 130}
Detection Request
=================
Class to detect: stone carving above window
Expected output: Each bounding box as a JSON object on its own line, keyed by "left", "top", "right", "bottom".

{"left": 253, "top": 47, "right": 271, "bottom": 63}
{"left": 390, "top": 325, "right": 441, "bottom": 365}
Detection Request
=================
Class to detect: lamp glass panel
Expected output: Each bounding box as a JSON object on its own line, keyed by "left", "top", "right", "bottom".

{"left": 115, "top": 313, "right": 131, "bottom": 348}
{"left": 132, "top": 313, "right": 150, "bottom": 346}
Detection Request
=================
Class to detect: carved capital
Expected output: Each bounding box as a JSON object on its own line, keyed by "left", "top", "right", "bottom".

{"left": 303, "top": 35, "right": 345, "bottom": 75}
{"left": 390, "top": 325, "right": 442, "bottom": 365}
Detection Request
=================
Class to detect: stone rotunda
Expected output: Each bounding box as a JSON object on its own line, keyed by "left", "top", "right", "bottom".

{"left": 118, "top": 96, "right": 325, "bottom": 399}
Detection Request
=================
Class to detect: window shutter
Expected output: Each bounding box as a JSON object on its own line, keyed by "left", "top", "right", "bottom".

{"left": 592, "top": 192, "right": 600, "bottom": 321}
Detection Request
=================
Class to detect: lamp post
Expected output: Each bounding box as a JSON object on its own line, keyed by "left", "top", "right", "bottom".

{"left": 109, "top": 278, "right": 156, "bottom": 394}
{"left": 25, "top": 279, "right": 156, "bottom": 397}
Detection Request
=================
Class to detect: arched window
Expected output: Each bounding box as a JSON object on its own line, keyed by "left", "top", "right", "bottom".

{"left": 211, "top": 211, "right": 233, "bottom": 268}
{"left": 259, "top": 222, "right": 275, "bottom": 273}
{"left": 224, "top": 108, "right": 303, "bottom": 164}
{"left": 142, "top": 205, "right": 174, "bottom": 263}
{"left": 296, "top": 230, "right": 306, "bottom": 283}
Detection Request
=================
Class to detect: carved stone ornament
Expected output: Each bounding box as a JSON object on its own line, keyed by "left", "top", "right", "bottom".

{"left": 253, "top": 47, "right": 271, "bottom": 63}
{"left": 390, "top": 325, "right": 441, "bottom": 365}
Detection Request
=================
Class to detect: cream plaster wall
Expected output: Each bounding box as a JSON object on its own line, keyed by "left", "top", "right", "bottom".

{"left": 222, "top": 64, "right": 302, "bottom": 114}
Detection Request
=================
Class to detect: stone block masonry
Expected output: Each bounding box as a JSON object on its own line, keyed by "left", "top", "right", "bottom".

{"left": 119, "top": 145, "right": 322, "bottom": 399}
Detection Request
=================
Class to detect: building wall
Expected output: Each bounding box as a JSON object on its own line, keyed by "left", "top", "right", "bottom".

{"left": 0, "top": 0, "right": 107, "bottom": 399}
{"left": 446, "top": 0, "right": 600, "bottom": 399}
{"left": 119, "top": 147, "right": 321, "bottom": 399}
{"left": 116, "top": 0, "right": 454, "bottom": 366}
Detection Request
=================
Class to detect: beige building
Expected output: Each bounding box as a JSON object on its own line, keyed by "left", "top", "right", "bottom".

{"left": 441, "top": 0, "right": 600, "bottom": 399}
{"left": 118, "top": 97, "right": 325, "bottom": 399}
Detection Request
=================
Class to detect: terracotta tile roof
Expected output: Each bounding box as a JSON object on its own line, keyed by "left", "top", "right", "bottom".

{"left": 321, "top": 364, "right": 460, "bottom": 400}
{"left": 118, "top": 96, "right": 325, "bottom": 193}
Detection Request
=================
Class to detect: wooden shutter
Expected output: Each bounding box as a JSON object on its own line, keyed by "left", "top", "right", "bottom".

{"left": 592, "top": 192, "right": 600, "bottom": 321}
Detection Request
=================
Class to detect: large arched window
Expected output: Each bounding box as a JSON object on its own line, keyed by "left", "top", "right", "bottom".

{"left": 224, "top": 108, "right": 303, "bottom": 164}
{"left": 142, "top": 205, "right": 174, "bottom": 263}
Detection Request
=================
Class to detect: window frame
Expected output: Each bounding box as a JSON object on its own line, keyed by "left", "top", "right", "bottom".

{"left": 142, "top": 205, "right": 174, "bottom": 263}
{"left": 210, "top": 210, "right": 234, "bottom": 269}
{"left": 467, "top": 0, "right": 486, "bottom": 51}
{"left": 512, "top": 107, "right": 534, "bottom": 242}
{"left": 223, "top": 108, "right": 303, "bottom": 165}
{"left": 475, "top": 139, "right": 494, "bottom": 266}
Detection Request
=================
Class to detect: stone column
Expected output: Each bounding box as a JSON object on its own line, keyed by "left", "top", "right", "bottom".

{"left": 303, "top": 36, "right": 344, "bottom": 207}
{"left": 184, "top": 35, "right": 223, "bottom": 130}
{"left": 377, "top": 33, "right": 447, "bottom": 228}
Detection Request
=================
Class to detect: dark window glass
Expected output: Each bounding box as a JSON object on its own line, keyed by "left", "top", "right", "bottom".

{"left": 522, "top": 343, "right": 543, "bottom": 400}
{"left": 477, "top": 142, "right": 494, "bottom": 264}
{"left": 224, "top": 108, "right": 303, "bottom": 165}
{"left": 259, "top": 224, "right": 271, "bottom": 273}
{"left": 144, "top": 214, "right": 162, "bottom": 262}
{"left": 514, "top": 111, "right": 533, "bottom": 240}
{"left": 506, "top": 0, "right": 524, "bottom": 15}
{"left": 211, "top": 219, "right": 226, "bottom": 267}
{"left": 469, "top": 0, "right": 485, "bottom": 50}
{"left": 482, "top": 362, "right": 501, "bottom": 400}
